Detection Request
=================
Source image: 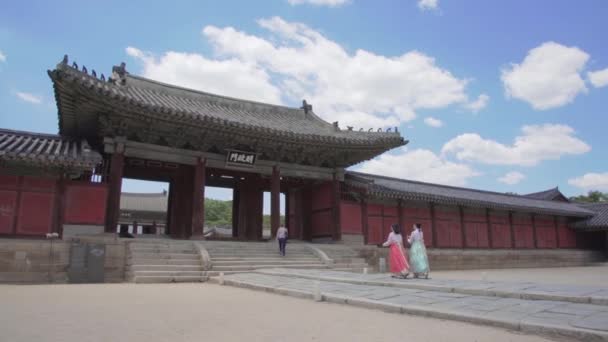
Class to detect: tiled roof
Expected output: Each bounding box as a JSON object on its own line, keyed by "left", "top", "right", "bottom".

{"left": 48, "top": 58, "right": 406, "bottom": 150}
{"left": 120, "top": 192, "right": 168, "bottom": 213}
{"left": 523, "top": 187, "right": 569, "bottom": 201}
{"left": 345, "top": 171, "right": 593, "bottom": 217}
{"left": 0, "top": 129, "right": 102, "bottom": 172}
{"left": 571, "top": 203, "right": 608, "bottom": 230}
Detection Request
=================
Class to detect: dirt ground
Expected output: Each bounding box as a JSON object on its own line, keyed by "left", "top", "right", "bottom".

{"left": 431, "top": 264, "right": 608, "bottom": 286}
{"left": 0, "top": 282, "right": 550, "bottom": 342}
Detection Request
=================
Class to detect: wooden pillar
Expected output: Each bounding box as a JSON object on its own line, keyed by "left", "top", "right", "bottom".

{"left": 270, "top": 165, "right": 281, "bottom": 238}
{"left": 285, "top": 189, "right": 290, "bottom": 232}
{"left": 531, "top": 214, "right": 539, "bottom": 248}
{"left": 232, "top": 188, "right": 240, "bottom": 238}
{"left": 508, "top": 211, "right": 515, "bottom": 248}
{"left": 105, "top": 151, "right": 124, "bottom": 233}
{"left": 191, "top": 158, "right": 206, "bottom": 239}
{"left": 397, "top": 199, "right": 404, "bottom": 231}
{"left": 553, "top": 216, "right": 561, "bottom": 248}
{"left": 361, "top": 197, "right": 369, "bottom": 245}
{"left": 332, "top": 173, "right": 341, "bottom": 241}
{"left": 486, "top": 208, "right": 493, "bottom": 248}
{"left": 430, "top": 202, "right": 437, "bottom": 248}
{"left": 53, "top": 176, "right": 66, "bottom": 238}
{"left": 459, "top": 206, "right": 466, "bottom": 249}
{"left": 302, "top": 186, "right": 312, "bottom": 241}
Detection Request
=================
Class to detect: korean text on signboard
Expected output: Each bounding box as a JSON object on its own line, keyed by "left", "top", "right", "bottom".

{"left": 226, "top": 150, "right": 257, "bottom": 168}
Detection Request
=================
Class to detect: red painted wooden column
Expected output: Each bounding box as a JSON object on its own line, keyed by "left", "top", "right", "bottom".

{"left": 508, "top": 211, "right": 515, "bottom": 248}
{"left": 270, "top": 165, "right": 281, "bottom": 238}
{"left": 459, "top": 206, "right": 467, "bottom": 249}
{"left": 53, "top": 176, "right": 66, "bottom": 238}
{"left": 553, "top": 216, "right": 561, "bottom": 248}
{"left": 191, "top": 157, "right": 206, "bottom": 239}
{"left": 486, "top": 208, "right": 494, "bottom": 248}
{"left": 302, "top": 187, "right": 312, "bottom": 241}
{"left": 531, "top": 214, "right": 539, "bottom": 248}
{"left": 104, "top": 150, "right": 124, "bottom": 233}
{"left": 332, "top": 173, "right": 342, "bottom": 241}
{"left": 430, "top": 203, "right": 438, "bottom": 248}
{"left": 361, "top": 197, "right": 369, "bottom": 245}
{"left": 397, "top": 199, "right": 404, "bottom": 231}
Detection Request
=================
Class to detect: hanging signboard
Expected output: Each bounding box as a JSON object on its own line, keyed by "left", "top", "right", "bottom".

{"left": 226, "top": 150, "right": 257, "bottom": 168}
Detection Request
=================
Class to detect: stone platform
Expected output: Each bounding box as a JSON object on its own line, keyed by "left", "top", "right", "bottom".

{"left": 212, "top": 270, "right": 608, "bottom": 341}
{"left": 256, "top": 268, "right": 608, "bottom": 306}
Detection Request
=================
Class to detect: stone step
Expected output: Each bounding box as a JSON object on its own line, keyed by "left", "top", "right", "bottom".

{"left": 208, "top": 252, "right": 313, "bottom": 257}
{"left": 129, "top": 253, "right": 200, "bottom": 260}
{"left": 130, "top": 247, "right": 197, "bottom": 253}
{"left": 129, "top": 265, "right": 205, "bottom": 272}
{"left": 212, "top": 264, "right": 328, "bottom": 272}
{"left": 130, "top": 243, "right": 194, "bottom": 249}
{"left": 131, "top": 271, "right": 207, "bottom": 277}
{"left": 133, "top": 275, "right": 208, "bottom": 283}
{"left": 205, "top": 249, "right": 312, "bottom": 254}
{"left": 128, "top": 259, "right": 202, "bottom": 266}
{"left": 211, "top": 257, "right": 320, "bottom": 262}
{"left": 212, "top": 259, "right": 323, "bottom": 266}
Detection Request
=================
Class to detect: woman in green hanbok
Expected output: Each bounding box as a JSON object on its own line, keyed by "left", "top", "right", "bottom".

{"left": 407, "top": 223, "right": 430, "bottom": 279}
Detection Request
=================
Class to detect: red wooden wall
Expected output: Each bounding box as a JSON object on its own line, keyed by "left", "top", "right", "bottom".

{"left": 556, "top": 217, "right": 577, "bottom": 248}
{"left": 462, "top": 208, "right": 489, "bottom": 248}
{"left": 512, "top": 213, "right": 535, "bottom": 248}
{"left": 535, "top": 215, "right": 557, "bottom": 248}
{"left": 63, "top": 182, "right": 108, "bottom": 225}
{"left": 366, "top": 203, "right": 383, "bottom": 244}
{"left": 434, "top": 205, "right": 463, "bottom": 248}
{"left": 489, "top": 210, "right": 511, "bottom": 248}
{"left": 401, "top": 202, "right": 433, "bottom": 247}
{"left": 0, "top": 174, "right": 57, "bottom": 236}
{"left": 340, "top": 201, "right": 362, "bottom": 234}
{"left": 310, "top": 182, "right": 333, "bottom": 237}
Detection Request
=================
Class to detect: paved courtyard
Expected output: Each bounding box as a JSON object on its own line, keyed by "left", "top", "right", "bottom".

{"left": 0, "top": 283, "right": 551, "bottom": 342}
{"left": 216, "top": 267, "right": 608, "bottom": 341}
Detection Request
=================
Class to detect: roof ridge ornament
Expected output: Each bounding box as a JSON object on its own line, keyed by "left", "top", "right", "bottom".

{"left": 301, "top": 100, "right": 313, "bottom": 114}
{"left": 111, "top": 62, "right": 128, "bottom": 86}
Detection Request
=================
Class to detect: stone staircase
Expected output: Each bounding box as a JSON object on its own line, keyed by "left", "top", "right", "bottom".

{"left": 314, "top": 244, "right": 369, "bottom": 272}
{"left": 127, "top": 242, "right": 208, "bottom": 283}
{"left": 202, "top": 241, "right": 329, "bottom": 276}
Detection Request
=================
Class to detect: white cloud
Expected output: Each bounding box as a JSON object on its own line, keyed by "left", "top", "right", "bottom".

{"left": 441, "top": 124, "right": 590, "bottom": 166}
{"left": 356, "top": 148, "right": 479, "bottom": 186}
{"left": 16, "top": 92, "right": 42, "bottom": 104}
{"left": 498, "top": 171, "right": 525, "bottom": 185}
{"left": 125, "top": 47, "right": 282, "bottom": 105}
{"left": 424, "top": 117, "right": 443, "bottom": 127}
{"left": 568, "top": 172, "right": 608, "bottom": 191}
{"left": 588, "top": 68, "right": 608, "bottom": 88}
{"left": 418, "top": 0, "right": 439, "bottom": 11}
{"left": 0, "top": 50, "right": 6, "bottom": 62}
{"left": 287, "top": 0, "right": 350, "bottom": 6}
{"left": 197, "top": 17, "right": 478, "bottom": 129}
{"left": 501, "top": 42, "right": 589, "bottom": 110}
{"left": 465, "top": 93, "right": 489, "bottom": 112}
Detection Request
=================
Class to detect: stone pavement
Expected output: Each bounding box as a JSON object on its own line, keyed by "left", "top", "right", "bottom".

{"left": 256, "top": 268, "right": 608, "bottom": 305}
{"left": 214, "top": 271, "right": 608, "bottom": 341}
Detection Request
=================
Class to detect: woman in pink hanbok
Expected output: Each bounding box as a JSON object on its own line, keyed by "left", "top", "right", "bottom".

{"left": 382, "top": 223, "right": 410, "bottom": 279}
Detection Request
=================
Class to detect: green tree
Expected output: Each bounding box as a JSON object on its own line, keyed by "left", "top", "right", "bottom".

{"left": 570, "top": 191, "right": 608, "bottom": 203}
{"left": 204, "top": 198, "right": 232, "bottom": 227}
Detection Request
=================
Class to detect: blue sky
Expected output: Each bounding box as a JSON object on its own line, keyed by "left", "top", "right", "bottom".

{"left": 1, "top": 0, "right": 607, "bottom": 210}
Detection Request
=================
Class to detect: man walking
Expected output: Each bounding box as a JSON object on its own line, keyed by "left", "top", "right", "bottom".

{"left": 276, "top": 225, "right": 288, "bottom": 256}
